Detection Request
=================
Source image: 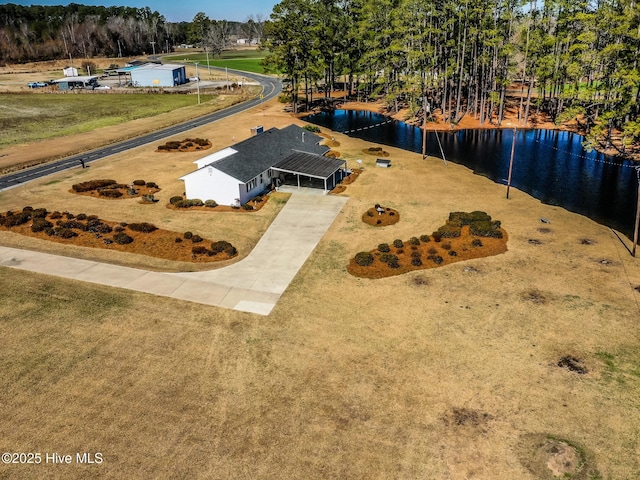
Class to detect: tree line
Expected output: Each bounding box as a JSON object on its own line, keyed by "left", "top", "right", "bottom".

{"left": 0, "top": 4, "right": 264, "bottom": 65}
{"left": 262, "top": 0, "right": 640, "bottom": 155}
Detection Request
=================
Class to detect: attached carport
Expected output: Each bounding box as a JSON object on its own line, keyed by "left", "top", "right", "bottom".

{"left": 271, "top": 152, "right": 347, "bottom": 193}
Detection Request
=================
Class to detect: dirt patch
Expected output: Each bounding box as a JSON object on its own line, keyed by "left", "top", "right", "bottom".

{"left": 521, "top": 289, "right": 547, "bottom": 304}
{"left": 558, "top": 355, "right": 588, "bottom": 374}
{"left": 517, "top": 434, "right": 598, "bottom": 480}
{"left": 443, "top": 407, "right": 493, "bottom": 428}
{"left": 326, "top": 150, "right": 341, "bottom": 158}
{"left": 537, "top": 227, "right": 552, "bottom": 234}
{"left": 411, "top": 274, "right": 430, "bottom": 286}
{"left": 361, "top": 205, "right": 400, "bottom": 227}
{"left": 580, "top": 238, "right": 596, "bottom": 245}
{"left": 319, "top": 132, "right": 341, "bottom": 147}
{"left": 156, "top": 138, "right": 212, "bottom": 152}
{"left": 0, "top": 208, "right": 237, "bottom": 263}
{"left": 528, "top": 238, "right": 543, "bottom": 245}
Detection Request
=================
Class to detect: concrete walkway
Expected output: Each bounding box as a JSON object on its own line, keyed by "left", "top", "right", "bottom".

{"left": 0, "top": 194, "right": 348, "bottom": 315}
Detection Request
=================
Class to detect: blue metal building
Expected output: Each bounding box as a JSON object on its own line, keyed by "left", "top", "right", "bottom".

{"left": 129, "top": 64, "right": 187, "bottom": 87}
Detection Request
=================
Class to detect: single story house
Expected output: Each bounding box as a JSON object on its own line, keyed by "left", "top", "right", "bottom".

{"left": 128, "top": 63, "right": 187, "bottom": 87}
{"left": 53, "top": 75, "right": 98, "bottom": 90}
{"left": 180, "top": 125, "right": 347, "bottom": 206}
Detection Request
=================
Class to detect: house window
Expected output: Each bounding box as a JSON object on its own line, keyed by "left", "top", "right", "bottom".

{"left": 246, "top": 178, "right": 257, "bottom": 191}
{"left": 259, "top": 173, "right": 263, "bottom": 184}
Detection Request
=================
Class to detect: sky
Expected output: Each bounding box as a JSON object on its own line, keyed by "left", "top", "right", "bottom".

{"left": 8, "top": 1, "right": 279, "bottom": 22}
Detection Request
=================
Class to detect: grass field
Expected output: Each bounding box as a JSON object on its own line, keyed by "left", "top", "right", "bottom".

{"left": 0, "top": 82, "right": 639, "bottom": 478}
{"left": 0, "top": 93, "right": 216, "bottom": 147}
{"left": 165, "top": 49, "right": 271, "bottom": 74}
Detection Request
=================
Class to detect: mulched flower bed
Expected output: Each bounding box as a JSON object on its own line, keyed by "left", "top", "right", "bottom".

{"left": 362, "top": 204, "right": 399, "bottom": 226}
{"left": 70, "top": 179, "right": 160, "bottom": 200}
{"left": 363, "top": 146, "right": 390, "bottom": 156}
{"left": 348, "top": 211, "right": 508, "bottom": 278}
{"left": 166, "top": 195, "right": 269, "bottom": 212}
{"left": 0, "top": 207, "right": 237, "bottom": 263}
{"left": 330, "top": 168, "right": 363, "bottom": 194}
{"left": 156, "top": 138, "right": 212, "bottom": 152}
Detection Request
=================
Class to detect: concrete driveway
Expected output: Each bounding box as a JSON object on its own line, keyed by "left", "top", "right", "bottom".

{"left": 0, "top": 193, "right": 347, "bottom": 315}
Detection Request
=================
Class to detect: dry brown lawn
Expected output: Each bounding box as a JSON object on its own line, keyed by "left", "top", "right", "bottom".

{"left": 1, "top": 78, "right": 640, "bottom": 479}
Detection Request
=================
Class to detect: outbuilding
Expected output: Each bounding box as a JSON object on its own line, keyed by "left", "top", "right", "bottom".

{"left": 53, "top": 76, "right": 98, "bottom": 90}
{"left": 129, "top": 63, "right": 187, "bottom": 87}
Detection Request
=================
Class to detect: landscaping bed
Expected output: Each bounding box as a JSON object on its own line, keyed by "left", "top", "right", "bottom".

{"left": 166, "top": 194, "right": 269, "bottom": 212}
{"left": 156, "top": 137, "right": 212, "bottom": 152}
{"left": 363, "top": 146, "right": 390, "bottom": 156}
{"left": 0, "top": 206, "right": 237, "bottom": 263}
{"left": 362, "top": 204, "right": 399, "bottom": 226}
{"left": 330, "top": 168, "right": 362, "bottom": 194}
{"left": 348, "top": 211, "right": 507, "bottom": 278}
{"left": 70, "top": 179, "right": 160, "bottom": 201}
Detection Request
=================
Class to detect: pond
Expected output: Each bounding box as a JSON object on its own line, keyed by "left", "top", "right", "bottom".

{"left": 306, "top": 110, "right": 639, "bottom": 239}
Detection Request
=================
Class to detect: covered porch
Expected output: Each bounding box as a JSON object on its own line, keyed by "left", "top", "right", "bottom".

{"left": 271, "top": 152, "right": 347, "bottom": 194}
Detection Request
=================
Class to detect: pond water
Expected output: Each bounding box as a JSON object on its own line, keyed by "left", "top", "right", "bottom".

{"left": 307, "top": 110, "right": 639, "bottom": 239}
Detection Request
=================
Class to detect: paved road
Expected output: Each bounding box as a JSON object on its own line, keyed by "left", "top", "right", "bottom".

{"left": 0, "top": 69, "right": 282, "bottom": 192}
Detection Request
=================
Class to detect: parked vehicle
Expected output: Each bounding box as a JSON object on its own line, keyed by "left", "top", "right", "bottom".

{"left": 27, "top": 82, "right": 47, "bottom": 88}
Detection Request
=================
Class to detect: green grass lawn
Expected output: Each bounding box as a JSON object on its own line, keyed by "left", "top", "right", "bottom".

{"left": 0, "top": 93, "right": 215, "bottom": 147}
{"left": 165, "top": 49, "right": 272, "bottom": 74}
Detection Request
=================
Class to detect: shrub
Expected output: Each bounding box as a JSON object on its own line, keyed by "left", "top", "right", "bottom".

{"left": 389, "top": 211, "right": 395, "bottom": 216}
{"left": 145, "top": 182, "right": 158, "bottom": 189}
{"left": 428, "top": 247, "right": 438, "bottom": 254}
{"left": 252, "top": 196, "right": 263, "bottom": 203}
{"left": 170, "top": 196, "right": 183, "bottom": 205}
{"left": 22, "top": 206, "right": 33, "bottom": 212}
{"left": 224, "top": 245, "right": 237, "bottom": 257}
{"left": 50, "top": 211, "right": 63, "bottom": 220}
{"left": 175, "top": 237, "right": 183, "bottom": 243}
{"left": 133, "top": 180, "right": 146, "bottom": 186}
{"left": 188, "top": 198, "right": 204, "bottom": 207}
{"left": 431, "top": 255, "right": 443, "bottom": 264}
{"left": 128, "top": 222, "right": 158, "bottom": 233}
{"left": 441, "top": 242, "right": 452, "bottom": 250}
{"left": 192, "top": 138, "right": 209, "bottom": 146}
{"left": 448, "top": 250, "right": 458, "bottom": 256}
{"left": 113, "top": 232, "right": 133, "bottom": 245}
{"left": 72, "top": 179, "right": 117, "bottom": 192}
{"left": 411, "top": 251, "right": 421, "bottom": 258}
{"left": 192, "top": 246, "right": 208, "bottom": 255}
{"left": 472, "top": 238, "right": 483, "bottom": 247}
{"left": 76, "top": 213, "right": 87, "bottom": 221}
{"left": 303, "top": 124, "right": 321, "bottom": 133}
{"left": 354, "top": 252, "right": 374, "bottom": 266}
{"left": 379, "top": 253, "right": 398, "bottom": 264}
{"left": 432, "top": 232, "right": 442, "bottom": 242}
{"left": 98, "top": 189, "right": 123, "bottom": 198}
{"left": 388, "top": 257, "right": 400, "bottom": 268}
{"left": 3, "top": 212, "right": 30, "bottom": 227}
{"left": 438, "top": 224, "right": 462, "bottom": 238}
{"left": 32, "top": 208, "right": 48, "bottom": 218}
{"left": 376, "top": 220, "right": 382, "bottom": 224}
{"left": 378, "top": 243, "right": 390, "bottom": 253}
{"left": 241, "top": 204, "right": 254, "bottom": 210}
{"left": 411, "top": 257, "right": 422, "bottom": 266}
{"left": 409, "top": 237, "right": 420, "bottom": 246}
{"left": 366, "top": 211, "right": 374, "bottom": 217}
{"left": 420, "top": 234, "right": 431, "bottom": 243}
{"left": 92, "top": 223, "right": 113, "bottom": 234}
{"left": 191, "top": 235, "right": 203, "bottom": 243}
{"left": 114, "top": 225, "right": 125, "bottom": 233}
{"left": 470, "top": 220, "right": 503, "bottom": 238}
{"left": 204, "top": 200, "right": 218, "bottom": 208}
{"left": 211, "top": 240, "right": 232, "bottom": 253}
{"left": 55, "top": 227, "right": 78, "bottom": 239}
{"left": 393, "top": 239, "right": 404, "bottom": 248}
{"left": 59, "top": 220, "right": 87, "bottom": 231}
{"left": 31, "top": 218, "right": 53, "bottom": 232}
{"left": 184, "top": 231, "right": 193, "bottom": 239}
{"left": 86, "top": 215, "right": 99, "bottom": 221}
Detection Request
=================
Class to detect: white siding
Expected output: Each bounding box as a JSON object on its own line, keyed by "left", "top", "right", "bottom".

{"left": 181, "top": 168, "right": 242, "bottom": 206}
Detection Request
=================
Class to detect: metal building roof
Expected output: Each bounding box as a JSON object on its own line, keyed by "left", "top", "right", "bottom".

{"left": 272, "top": 152, "right": 346, "bottom": 179}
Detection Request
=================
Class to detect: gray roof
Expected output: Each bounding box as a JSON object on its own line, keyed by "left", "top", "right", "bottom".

{"left": 272, "top": 152, "right": 346, "bottom": 179}
{"left": 210, "top": 125, "right": 330, "bottom": 182}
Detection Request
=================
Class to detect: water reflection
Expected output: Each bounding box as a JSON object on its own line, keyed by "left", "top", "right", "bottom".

{"left": 307, "top": 110, "right": 638, "bottom": 239}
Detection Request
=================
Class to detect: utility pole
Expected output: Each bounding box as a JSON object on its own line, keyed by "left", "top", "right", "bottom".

{"left": 205, "top": 46, "right": 211, "bottom": 75}
{"left": 150, "top": 41, "right": 156, "bottom": 57}
{"left": 195, "top": 62, "right": 200, "bottom": 105}
{"left": 117, "top": 39, "right": 122, "bottom": 58}
{"left": 506, "top": 126, "right": 516, "bottom": 199}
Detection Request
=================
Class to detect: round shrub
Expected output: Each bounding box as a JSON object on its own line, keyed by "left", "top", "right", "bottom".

{"left": 448, "top": 250, "right": 458, "bottom": 256}
{"left": 22, "top": 206, "right": 33, "bottom": 212}
{"left": 411, "top": 251, "right": 421, "bottom": 258}
{"left": 420, "top": 234, "right": 431, "bottom": 243}
{"left": 393, "top": 239, "right": 404, "bottom": 248}
{"left": 376, "top": 220, "right": 382, "bottom": 224}
{"left": 93, "top": 223, "right": 113, "bottom": 234}
{"left": 128, "top": 222, "right": 158, "bottom": 233}
{"left": 441, "top": 242, "right": 452, "bottom": 250}
{"left": 76, "top": 213, "right": 87, "bottom": 221}
{"left": 379, "top": 253, "right": 398, "bottom": 264}
{"left": 114, "top": 225, "right": 125, "bottom": 233}
{"left": 211, "top": 240, "right": 233, "bottom": 254}
{"left": 55, "top": 227, "right": 78, "bottom": 239}
{"left": 31, "top": 218, "right": 53, "bottom": 233}
{"left": 99, "top": 189, "right": 123, "bottom": 198}
{"left": 72, "top": 179, "right": 117, "bottom": 192}
{"left": 133, "top": 179, "right": 146, "bottom": 186}
{"left": 432, "top": 232, "right": 442, "bottom": 242}
{"left": 428, "top": 247, "right": 438, "bottom": 255}
{"left": 3, "top": 212, "right": 30, "bottom": 227}
{"left": 86, "top": 215, "right": 99, "bottom": 221}
{"left": 175, "top": 237, "right": 183, "bottom": 243}
{"left": 145, "top": 182, "right": 159, "bottom": 189}
{"left": 354, "top": 252, "right": 374, "bottom": 266}
{"left": 431, "top": 255, "right": 443, "bottom": 264}
{"left": 388, "top": 257, "right": 400, "bottom": 268}
{"left": 252, "top": 196, "right": 263, "bottom": 203}
{"left": 367, "top": 211, "right": 374, "bottom": 217}
{"left": 183, "top": 231, "right": 193, "bottom": 240}
{"left": 438, "top": 224, "right": 462, "bottom": 238}
{"left": 192, "top": 246, "right": 208, "bottom": 255}
{"left": 472, "top": 238, "right": 483, "bottom": 247}
{"left": 411, "top": 257, "right": 422, "bottom": 266}
{"left": 50, "top": 211, "right": 63, "bottom": 220}
{"left": 191, "top": 235, "right": 203, "bottom": 243}
{"left": 241, "top": 204, "right": 254, "bottom": 210}
{"left": 204, "top": 200, "right": 218, "bottom": 208}
{"left": 378, "top": 243, "right": 390, "bottom": 253}
{"left": 170, "top": 196, "right": 183, "bottom": 205}
{"left": 32, "top": 208, "right": 48, "bottom": 218}
{"left": 224, "top": 246, "right": 238, "bottom": 257}
{"left": 113, "top": 232, "right": 134, "bottom": 245}
{"left": 59, "top": 220, "right": 87, "bottom": 231}
{"left": 188, "top": 198, "right": 204, "bottom": 207}
{"left": 409, "top": 237, "right": 420, "bottom": 246}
